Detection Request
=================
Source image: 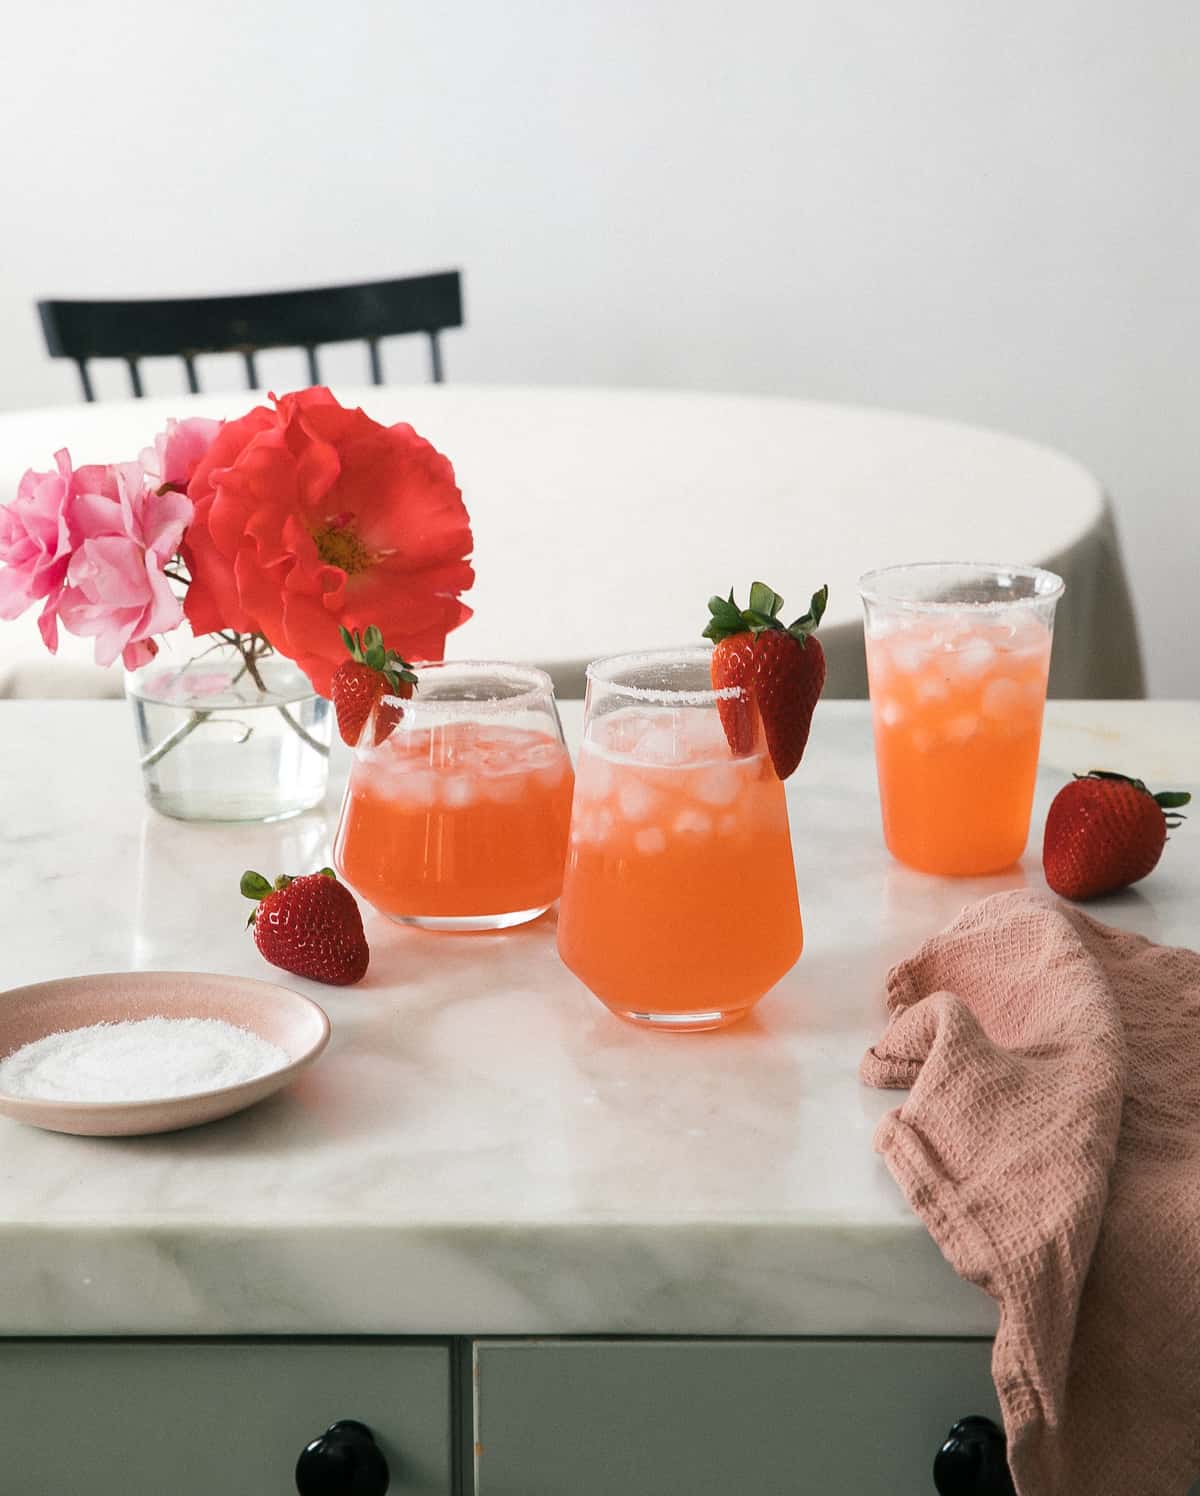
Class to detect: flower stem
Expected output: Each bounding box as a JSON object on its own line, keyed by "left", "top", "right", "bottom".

{"left": 136, "top": 632, "right": 329, "bottom": 768}
{"left": 139, "top": 708, "right": 212, "bottom": 768}
{"left": 275, "top": 703, "right": 331, "bottom": 758}
{"left": 217, "top": 630, "right": 270, "bottom": 692}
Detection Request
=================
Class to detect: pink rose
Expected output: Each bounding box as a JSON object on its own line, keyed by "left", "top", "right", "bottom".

{"left": 141, "top": 417, "right": 222, "bottom": 488}
{"left": 0, "top": 450, "right": 77, "bottom": 650}
{"left": 57, "top": 462, "right": 193, "bottom": 669}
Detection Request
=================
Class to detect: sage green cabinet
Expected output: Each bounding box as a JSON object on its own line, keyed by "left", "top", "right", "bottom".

{"left": 7, "top": 1335, "right": 1192, "bottom": 1493}
{"left": 472, "top": 1337, "right": 1001, "bottom": 1495}
{"left": 0, "top": 1339, "right": 451, "bottom": 1496}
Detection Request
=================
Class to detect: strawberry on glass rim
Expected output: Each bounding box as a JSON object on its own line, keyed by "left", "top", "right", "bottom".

{"left": 703, "top": 580, "right": 828, "bottom": 779}
{"left": 330, "top": 625, "right": 418, "bottom": 747}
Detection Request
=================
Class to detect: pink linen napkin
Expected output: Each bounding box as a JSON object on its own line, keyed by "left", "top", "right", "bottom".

{"left": 862, "top": 889, "right": 1200, "bottom": 1496}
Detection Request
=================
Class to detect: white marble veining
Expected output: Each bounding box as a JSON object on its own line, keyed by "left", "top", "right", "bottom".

{"left": 0, "top": 699, "right": 1196, "bottom": 1336}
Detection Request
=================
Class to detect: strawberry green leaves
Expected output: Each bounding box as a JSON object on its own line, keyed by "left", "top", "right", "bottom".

{"left": 703, "top": 581, "right": 828, "bottom": 646}
{"left": 338, "top": 625, "right": 418, "bottom": 697}
{"left": 703, "top": 592, "right": 749, "bottom": 643}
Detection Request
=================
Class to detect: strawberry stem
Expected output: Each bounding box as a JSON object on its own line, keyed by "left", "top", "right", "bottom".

{"left": 703, "top": 581, "right": 828, "bottom": 646}
{"left": 340, "top": 624, "right": 419, "bottom": 695}
{"left": 240, "top": 868, "right": 338, "bottom": 926}
{"left": 1075, "top": 771, "right": 1190, "bottom": 826}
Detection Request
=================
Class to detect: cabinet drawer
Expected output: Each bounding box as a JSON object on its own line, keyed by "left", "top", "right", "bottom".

{"left": 473, "top": 1337, "right": 998, "bottom": 1495}
{"left": 1, "top": 1338, "right": 450, "bottom": 1496}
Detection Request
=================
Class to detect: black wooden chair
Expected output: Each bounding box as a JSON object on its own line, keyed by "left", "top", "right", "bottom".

{"left": 37, "top": 271, "right": 463, "bottom": 401}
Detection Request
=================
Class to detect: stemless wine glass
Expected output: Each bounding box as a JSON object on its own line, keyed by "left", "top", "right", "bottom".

{"left": 556, "top": 648, "right": 803, "bottom": 1031}
{"left": 333, "top": 662, "right": 574, "bottom": 930}
{"left": 859, "top": 562, "right": 1064, "bottom": 876}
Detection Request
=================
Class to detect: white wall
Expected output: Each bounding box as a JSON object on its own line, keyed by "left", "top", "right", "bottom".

{"left": 2, "top": 0, "right": 1197, "bottom": 694}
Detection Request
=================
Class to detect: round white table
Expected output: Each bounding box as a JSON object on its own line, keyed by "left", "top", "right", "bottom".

{"left": 0, "top": 385, "right": 1143, "bottom": 699}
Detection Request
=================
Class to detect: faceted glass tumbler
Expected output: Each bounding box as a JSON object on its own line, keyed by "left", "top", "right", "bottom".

{"left": 556, "top": 647, "right": 803, "bottom": 1031}
{"left": 333, "top": 661, "right": 575, "bottom": 931}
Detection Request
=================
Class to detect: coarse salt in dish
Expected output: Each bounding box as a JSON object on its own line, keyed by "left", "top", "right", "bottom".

{"left": 0, "top": 1017, "right": 288, "bottom": 1104}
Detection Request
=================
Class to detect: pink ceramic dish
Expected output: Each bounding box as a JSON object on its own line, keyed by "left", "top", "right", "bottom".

{"left": 0, "top": 971, "right": 331, "bottom": 1137}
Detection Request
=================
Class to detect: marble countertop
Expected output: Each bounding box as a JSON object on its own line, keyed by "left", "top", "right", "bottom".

{"left": 0, "top": 699, "right": 1196, "bottom": 1338}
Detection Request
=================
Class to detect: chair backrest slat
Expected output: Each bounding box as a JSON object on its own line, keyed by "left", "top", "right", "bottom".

{"left": 38, "top": 272, "right": 462, "bottom": 400}
{"left": 126, "top": 357, "right": 144, "bottom": 399}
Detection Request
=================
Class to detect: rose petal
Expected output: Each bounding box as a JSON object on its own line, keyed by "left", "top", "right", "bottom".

{"left": 122, "top": 638, "right": 159, "bottom": 670}
{"left": 182, "top": 386, "right": 473, "bottom": 691}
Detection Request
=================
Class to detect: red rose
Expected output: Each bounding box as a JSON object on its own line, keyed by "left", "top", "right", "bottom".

{"left": 181, "top": 387, "right": 473, "bottom": 696}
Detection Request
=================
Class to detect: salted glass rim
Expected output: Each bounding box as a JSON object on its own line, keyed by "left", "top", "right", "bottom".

{"left": 858, "top": 561, "right": 1065, "bottom": 611}
{"left": 585, "top": 646, "right": 742, "bottom": 706}
{"left": 379, "top": 659, "right": 556, "bottom": 714}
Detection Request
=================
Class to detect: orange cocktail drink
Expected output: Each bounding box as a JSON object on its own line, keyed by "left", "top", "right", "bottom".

{"left": 861, "top": 563, "right": 1063, "bottom": 876}
{"left": 557, "top": 649, "right": 802, "bottom": 1030}
{"left": 334, "top": 663, "right": 573, "bottom": 930}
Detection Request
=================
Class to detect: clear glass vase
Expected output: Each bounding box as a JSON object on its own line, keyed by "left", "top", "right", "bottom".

{"left": 125, "top": 635, "right": 332, "bottom": 822}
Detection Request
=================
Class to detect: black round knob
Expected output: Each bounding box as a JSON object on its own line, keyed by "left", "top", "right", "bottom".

{"left": 295, "top": 1419, "right": 390, "bottom": 1495}
{"left": 933, "top": 1415, "right": 1015, "bottom": 1496}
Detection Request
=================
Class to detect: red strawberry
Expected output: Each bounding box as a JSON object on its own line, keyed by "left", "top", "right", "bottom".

{"left": 1043, "top": 771, "right": 1190, "bottom": 901}
{"left": 709, "top": 629, "right": 758, "bottom": 756}
{"left": 703, "top": 581, "right": 828, "bottom": 778}
{"left": 241, "top": 868, "right": 369, "bottom": 986}
{"left": 331, "top": 661, "right": 386, "bottom": 746}
{"left": 330, "top": 626, "right": 417, "bottom": 746}
{"left": 752, "top": 625, "right": 827, "bottom": 780}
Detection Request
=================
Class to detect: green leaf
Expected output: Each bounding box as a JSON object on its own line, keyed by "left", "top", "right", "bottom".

{"left": 703, "top": 592, "right": 749, "bottom": 644}
{"left": 789, "top": 584, "right": 828, "bottom": 634}
{"left": 1155, "top": 791, "right": 1192, "bottom": 809}
{"left": 741, "top": 609, "right": 775, "bottom": 630}
{"left": 240, "top": 871, "right": 272, "bottom": 901}
{"left": 706, "top": 595, "right": 743, "bottom": 626}
{"left": 318, "top": 867, "right": 338, "bottom": 880}
{"left": 807, "top": 584, "right": 828, "bottom": 628}
{"left": 338, "top": 625, "right": 355, "bottom": 655}
{"left": 747, "top": 581, "right": 784, "bottom": 619}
